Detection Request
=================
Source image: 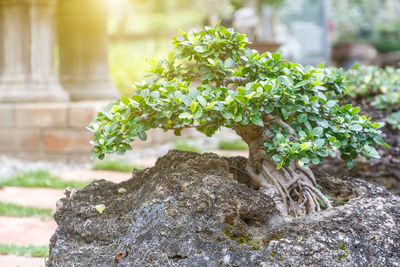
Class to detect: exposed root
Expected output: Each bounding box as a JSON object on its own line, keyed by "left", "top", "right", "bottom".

{"left": 246, "top": 157, "right": 332, "bottom": 217}
{"left": 233, "top": 122, "right": 331, "bottom": 217}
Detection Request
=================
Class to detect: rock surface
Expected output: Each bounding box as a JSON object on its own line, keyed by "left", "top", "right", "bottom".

{"left": 48, "top": 150, "right": 400, "bottom": 267}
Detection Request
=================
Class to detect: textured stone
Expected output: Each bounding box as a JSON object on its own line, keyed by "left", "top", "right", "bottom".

{"left": 48, "top": 151, "right": 400, "bottom": 266}
{"left": 0, "top": 104, "right": 15, "bottom": 127}
{"left": 67, "top": 102, "right": 103, "bottom": 128}
{"left": 15, "top": 103, "right": 68, "bottom": 128}
{"left": 43, "top": 129, "right": 92, "bottom": 152}
{"left": 0, "top": 129, "right": 41, "bottom": 150}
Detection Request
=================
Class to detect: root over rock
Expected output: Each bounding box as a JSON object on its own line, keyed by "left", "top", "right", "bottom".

{"left": 48, "top": 150, "right": 400, "bottom": 267}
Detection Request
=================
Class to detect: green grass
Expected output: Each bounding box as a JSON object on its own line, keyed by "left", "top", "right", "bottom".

{"left": 0, "top": 170, "right": 90, "bottom": 189}
{"left": 92, "top": 160, "right": 145, "bottom": 172}
{"left": 218, "top": 140, "right": 249, "bottom": 151}
{"left": 174, "top": 139, "right": 202, "bottom": 153}
{"left": 0, "top": 244, "right": 48, "bottom": 258}
{"left": 0, "top": 202, "right": 52, "bottom": 219}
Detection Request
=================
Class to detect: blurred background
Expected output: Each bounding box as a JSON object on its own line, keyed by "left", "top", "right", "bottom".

{"left": 107, "top": 0, "right": 400, "bottom": 96}
{"left": 1, "top": 0, "right": 399, "bottom": 163}
{"left": 0, "top": 0, "right": 400, "bottom": 265}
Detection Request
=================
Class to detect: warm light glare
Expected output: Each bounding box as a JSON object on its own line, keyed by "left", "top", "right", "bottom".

{"left": 106, "top": 0, "right": 126, "bottom": 7}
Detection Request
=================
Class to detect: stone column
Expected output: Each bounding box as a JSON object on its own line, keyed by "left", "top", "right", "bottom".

{"left": 0, "top": 0, "right": 69, "bottom": 102}
{"left": 57, "top": 0, "right": 118, "bottom": 101}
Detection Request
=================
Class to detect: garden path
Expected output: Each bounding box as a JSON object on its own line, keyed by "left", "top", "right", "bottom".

{"left": 0, "top": 150, "right": 248, "bottom": 266}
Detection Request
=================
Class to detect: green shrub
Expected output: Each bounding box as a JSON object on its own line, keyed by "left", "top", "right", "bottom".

{"left": 89, "top": 24, "right": 385, "bottom": 216}
{"left": 342, "top": 64, "right": 400, "bottom": 129}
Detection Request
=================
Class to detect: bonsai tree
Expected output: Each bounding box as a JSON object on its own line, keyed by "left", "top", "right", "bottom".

{"left": 89, "top": 24, "right": 386, "bottom": 216}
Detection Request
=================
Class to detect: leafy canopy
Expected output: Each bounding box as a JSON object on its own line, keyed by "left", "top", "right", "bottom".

{"left": 89, "top": 24, "right": 386, "bottom": 169}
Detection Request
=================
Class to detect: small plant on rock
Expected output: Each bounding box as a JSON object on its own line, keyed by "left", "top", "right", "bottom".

{"left": 89, "top": 24, "right": 386, "bottom": 216}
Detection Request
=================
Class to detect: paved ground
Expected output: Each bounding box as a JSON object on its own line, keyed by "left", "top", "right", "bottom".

{"left": 0, "top": 187, "right": 64, "bottom": 210}
{"left": 0, "top": 150, "right": 248, "bottom": 266}
{"left": 0, "top": 217, "right": 56, "bottom": 246}
{"left": 0, "top": 255, "right": 44, "bottom": 267}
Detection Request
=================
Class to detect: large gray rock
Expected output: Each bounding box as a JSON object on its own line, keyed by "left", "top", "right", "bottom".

{"left": 48, "top": 150, "right": 400, "bottom": 267}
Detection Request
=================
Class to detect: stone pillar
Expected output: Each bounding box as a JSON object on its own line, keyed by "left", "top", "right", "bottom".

{"left": 57, "top": 0, "right": 118, "bottom": 101}
{"left": 0, "top": 0, "right": 69, "bottom": 102}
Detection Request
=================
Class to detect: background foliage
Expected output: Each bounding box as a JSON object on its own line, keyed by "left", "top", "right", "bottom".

{"left": 341, "top": 64, "right": 400, "bottom": 129}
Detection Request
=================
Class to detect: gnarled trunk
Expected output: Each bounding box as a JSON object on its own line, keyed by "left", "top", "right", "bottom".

{"left": 233, "top": 119, "right": 332, "bottom": 216}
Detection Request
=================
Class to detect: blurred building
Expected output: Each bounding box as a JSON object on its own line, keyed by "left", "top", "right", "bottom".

{"left": 0, "top": 0, "right": 118, "bottom": 162}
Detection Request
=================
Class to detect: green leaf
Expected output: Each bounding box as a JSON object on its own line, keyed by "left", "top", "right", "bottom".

{"left": 372, "top": 122, "right": 382, "bottom": 129}
{"left": 95, "top": 204, "right": 105, "bottom": 214}
{"left": 343, "top": 104, "right": 352, "bottom": 111}
{"left": 121, "top": 95, "right": 130, "bottom": 105}
{"left": 235, "top": 95, "right": 247, "bottom": 105}
{"left": 275, "top": 133, "right": 285, "bottom": 144}
{"left": 297, "top": 159, "right": 304, "bottom": 167}
{"left": 317, "top": 150, "right": 329, "bottom": 157}
{"left": 297, "top": 114, "right": 308, "bottom": 123}
{"left": 179, "top": 112, "right": 192, "bottom": 119}
{"left": 131, "top": 95, "right": 144, "bottom": 103}
{"left": 351, "top": 107, "right": 361, "bottom": 115}
{"left": 90, "top": 152, "right": 99, "bottom": 160}
{"left": 311, "top": 127, "right": 323, "bottom": 137}
{"left": 311, "top": 157, "right": 320, "bottom": 164}
{"left": 349, "top": 124, "right": 363, "bottom": 132}
{"left": 250, "top": 116, "right": 264, "bottom": 127}
{"left": 138, "top": 131, "right": 147, "bottom": 141}
{"left": 332, "top": 140, "right": 341, "bottom": 147}
{"left": 197, "top": 95, "right": 207, "bottom": 107}
{"left": 194, "top": 46, "right": 206, "bottom": 53}
{"left": 272, "top": 154, "right": 281, "bottom": 162}
{"left": 347, "top": 160, "right": 354, "bottom": 169}
{"left": 224, "top": 58, "right": 235, "bottom": 68}
{"left": 300, "top": 157, "right": 310, "bottom": 164}
{"left": 368, "top": 147, "right": 380, "bottom": 158}
{"left": 281, "top": 108, "right": 289, "bottom": 120}
{"left": 264, "top": 103, "right": 274, "bottom": 113}
{"left": 190, "top": 101, "right": 198, "bottom": 113}
{"left": 272, "top": 52, "right": 281, "bottom": 61}
{"left": 326, "top": 100, "right": 336, "bottom": 108}
{"left": 294, "top": 80, "right": 309, "bottom": 88}
{"left": 222, "top": 111, "right": 233, "bottom": 119}
{"left": 315, "top": 139, "right": 325, "bottom": 148}
{"left": 300, "top": 142, "right": 311, "bottom": 150}
{"left": 277, "top": 160, "right": 284, "bottom": 170}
